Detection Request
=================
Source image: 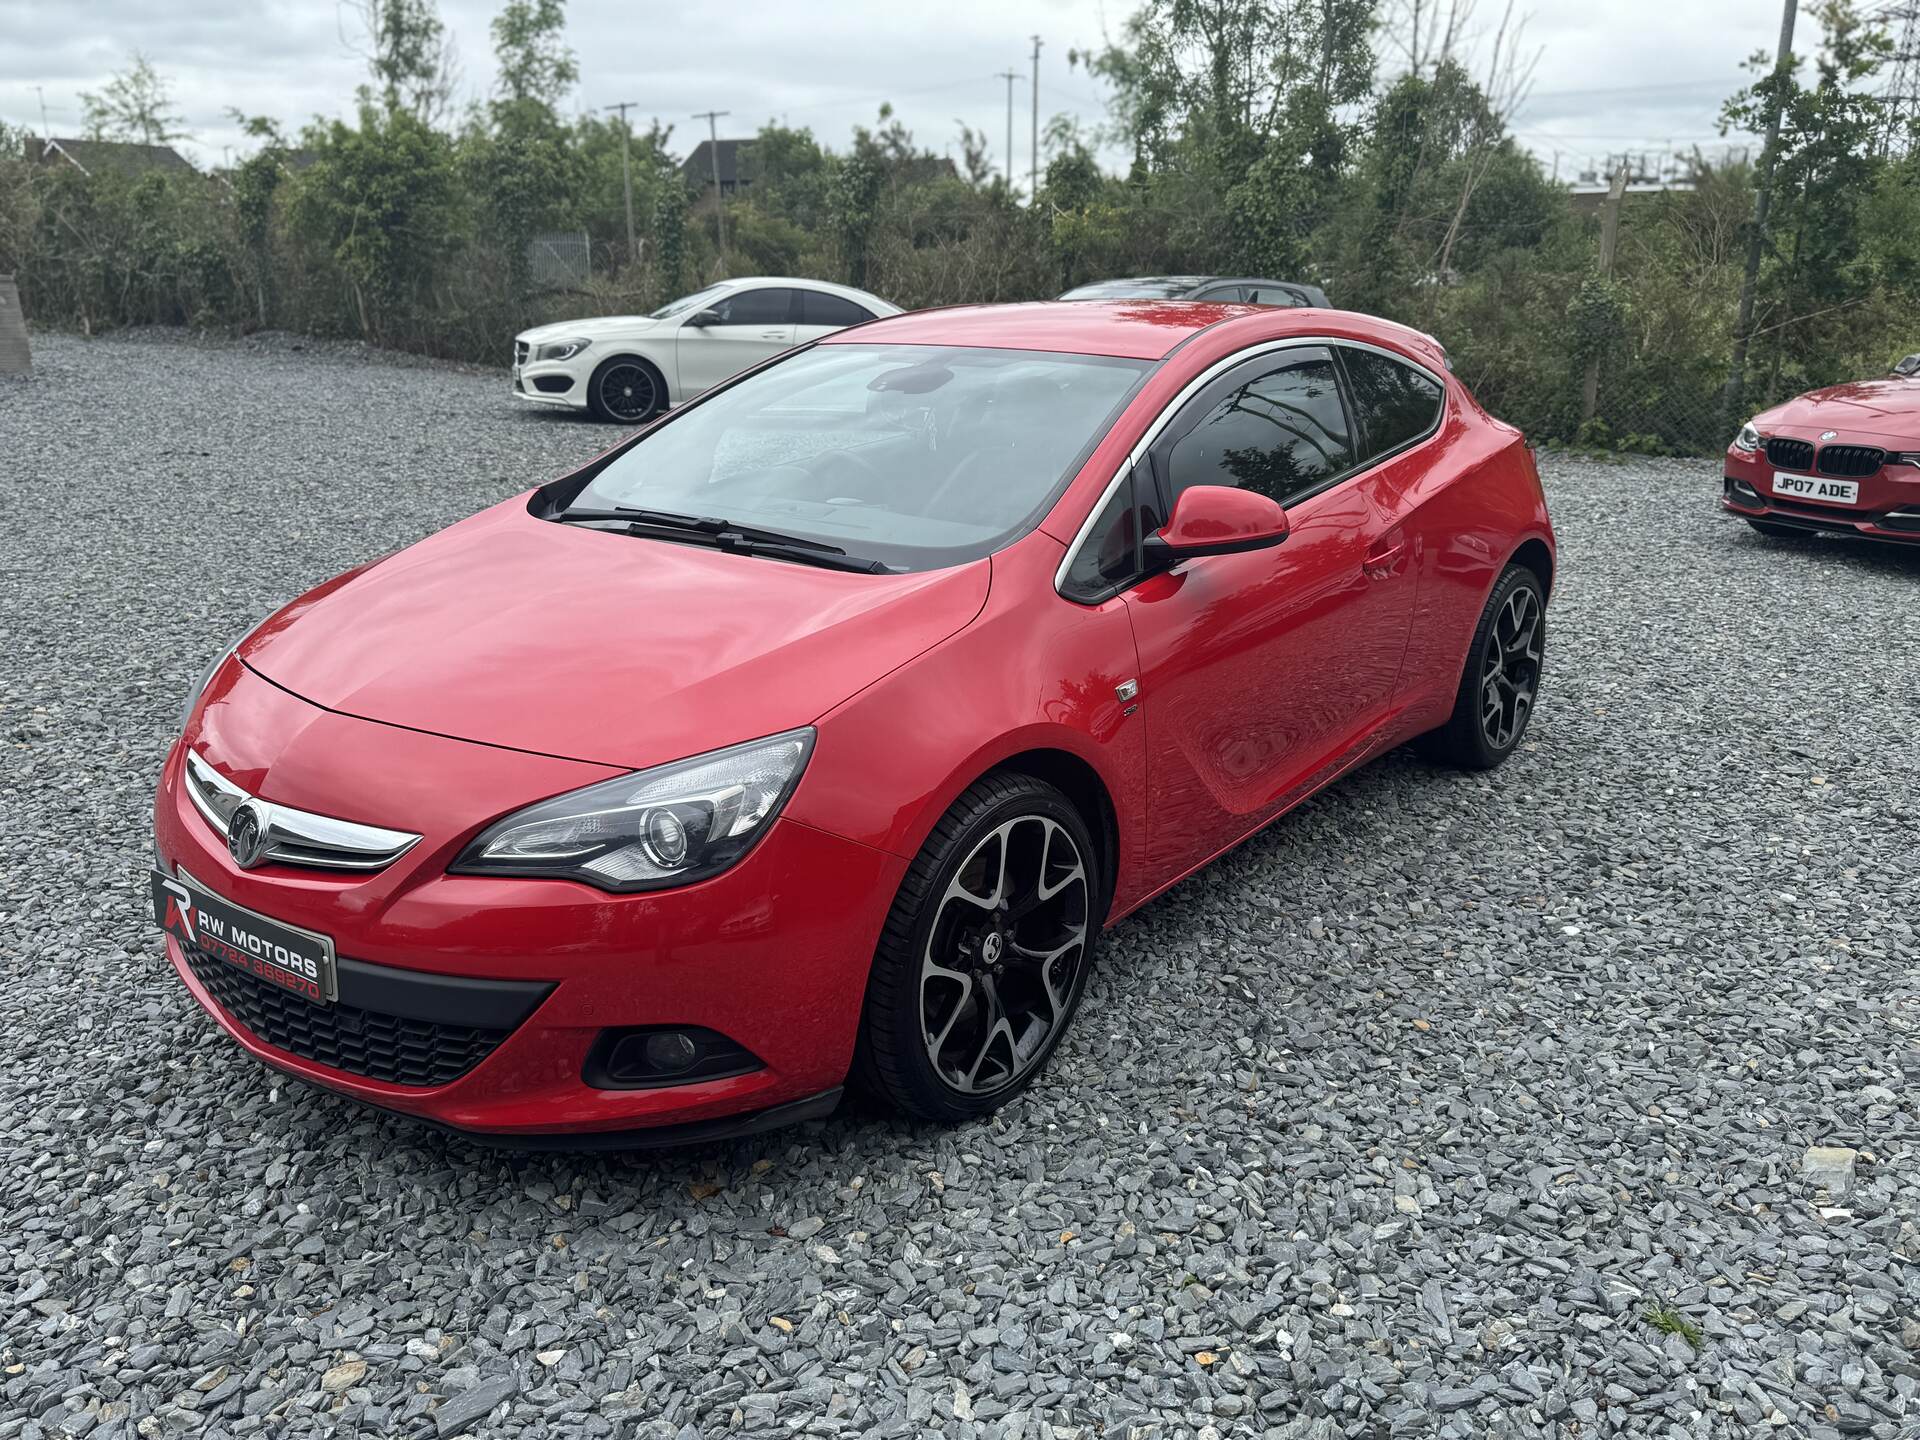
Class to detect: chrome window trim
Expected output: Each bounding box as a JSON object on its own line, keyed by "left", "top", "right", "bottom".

{"left": 1053, "top": 335, "right": 1449, "bottom": 598}
{"left": 184, "top": 749, "right": 422, "bottom": 872}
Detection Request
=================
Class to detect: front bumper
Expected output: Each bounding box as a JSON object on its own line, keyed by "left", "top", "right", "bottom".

{"left": 155, "top": 665, "right": 905, "bottom": 1140}
{"left": 1723, "top": 445, "right": 1920, "bottom": 543}
{"left": 511, "top": 352, "right": 590, "bottom": 410}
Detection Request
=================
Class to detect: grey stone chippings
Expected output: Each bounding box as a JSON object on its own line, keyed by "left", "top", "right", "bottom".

{"left": 0, "top": 333, "right": 1916, "bottom": 1437}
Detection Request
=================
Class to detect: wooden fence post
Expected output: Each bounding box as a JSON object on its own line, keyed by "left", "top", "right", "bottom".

{"left": 1580, "top": 167, "right": 1628, "bottom": 425}
{"left": 0, "top": 274, "right": 29, "bottom": 377}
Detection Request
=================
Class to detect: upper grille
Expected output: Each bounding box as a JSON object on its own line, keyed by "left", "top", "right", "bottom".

{"left": 1765, "top": 437, "right": 1815, "bottom": 471}
{"left": 1816, "top": 443, "right": 1885, "bottom": 478}
{"left": 184, "top": 946, "right": 515, "bottom": 1087}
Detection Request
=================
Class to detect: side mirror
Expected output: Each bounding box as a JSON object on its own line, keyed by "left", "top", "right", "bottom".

{"left": 687, "top": 308, "right": 724, "bottom": 328}
{"left": 1142, "top": 485, "right": 1290, "bottom": 570}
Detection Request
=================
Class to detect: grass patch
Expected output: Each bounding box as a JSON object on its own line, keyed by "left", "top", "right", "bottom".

{"left": 1642, "top": 1305, "right": 1704, "bottom": 1349}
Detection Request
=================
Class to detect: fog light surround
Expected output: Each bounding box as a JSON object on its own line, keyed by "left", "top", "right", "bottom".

{"left": 583, "top": 1026, "right": 764, "bottom": 1089}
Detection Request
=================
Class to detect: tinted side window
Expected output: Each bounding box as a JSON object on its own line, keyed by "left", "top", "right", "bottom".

{"left": 1062, "top": 468, "right": 1161, "bottom": 602}
{"left": 1190, "top": 285, "right": 1245, "bottom": 302}
{"left": 713, "top": 288, "right": 795, "bottom": 326}
{"left": 1243, "top": 283, "right": 1305, "bottom": 307}
{"left": 1342, "top": 348, "right": 1443, "bottom": 459}
{"left": 1161, "top": 356, "right": 1354, "bottom": 507}
{"left": 798, "top": 291, "right": 874, "bottom": 327}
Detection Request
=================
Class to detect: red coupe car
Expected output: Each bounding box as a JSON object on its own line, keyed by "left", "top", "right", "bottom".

{"left": 153, "top": 300, "right": 1555, "bottom": 1144}
{"left": 1723, "top": 356, "right": 1920, "bottom": 543}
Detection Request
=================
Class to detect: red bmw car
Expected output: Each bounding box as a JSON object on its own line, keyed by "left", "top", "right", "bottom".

{"left": 152, "top": 301, "right": 1555, "bottom": 1144}
{"left": 1723, "top": 355, "right": 1920, "bottom": 543}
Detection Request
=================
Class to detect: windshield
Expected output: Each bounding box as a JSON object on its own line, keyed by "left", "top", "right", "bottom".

{"left": 649, "top": 284, "right": 730, "bottom": 320}
{"left": 1060, "top": 279, "right": 1199, "bottom": 301}
{"left": 567, "top": 344, "right": 1151, "bottom": 571}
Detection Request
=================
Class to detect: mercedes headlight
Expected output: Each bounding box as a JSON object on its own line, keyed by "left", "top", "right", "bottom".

{"left": 534, "top": 338, "right": 591, "bottom": 363}
{"left": 1734, "top": 420, "right": 1762, "bottom": 452}
{"left": 452, "top": 729, "right": 815, "bottom": 892}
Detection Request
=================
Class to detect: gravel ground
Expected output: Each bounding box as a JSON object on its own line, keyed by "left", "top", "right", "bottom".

{"left": 2, "top": 331, "right": 1916, "bottom": 1440}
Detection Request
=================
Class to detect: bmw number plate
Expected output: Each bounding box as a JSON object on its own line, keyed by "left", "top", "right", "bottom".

{"left": 153, "top": 869, "right": 338, "bottom": 1005}
{"left": 1770, "top": 472, "right": 1859, "bottom": 506}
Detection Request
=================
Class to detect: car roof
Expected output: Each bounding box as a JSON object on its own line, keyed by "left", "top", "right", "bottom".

{"left": 716, "top": 275, "right": 896, "bottom": 308}
{"left": 825, "top": 300, "right": 1444, "bottom": 367}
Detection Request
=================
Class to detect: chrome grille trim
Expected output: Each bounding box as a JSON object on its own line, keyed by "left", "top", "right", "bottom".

{"left": 183, "top": 750, "right": 422, "bottom": 872}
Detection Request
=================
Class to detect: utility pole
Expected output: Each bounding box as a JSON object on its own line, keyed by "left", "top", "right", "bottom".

{"left": 1029, "top": 35, "right": 1043, "bottom": 203}
{"left": 1581, "top": 164, "right": 1629, "bottom": 425}
{"left": 602, "top": 101, "right": 641, "bottom": 271}
{"left": 996, "top": 69, "right": 1022, "bottom": 192}
{"left": 1723, "top": 0, "right": 1797, "bottom": 429}
{"left": 694, "top": 109, "right": 732, "bottom": 269}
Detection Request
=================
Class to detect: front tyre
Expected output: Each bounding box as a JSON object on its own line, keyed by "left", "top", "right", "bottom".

{"left": 586, "top": 355, "right": 665, "bottom": 424}
{"left": 1419, "top": 563, "right": 1546, "bottom": 770}
{"left": 856, "top": 774, "right": 1099, "bottom": 1123}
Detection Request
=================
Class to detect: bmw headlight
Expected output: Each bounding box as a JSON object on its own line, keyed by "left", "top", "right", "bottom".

{"left": 534, "top": 338, "right": 591, "bottom": 363}
{"left": 1734, "top": 420, "right": 1762, "bottom": 452}
{"left": 452, "top": 729, "right": 815, "bottom": 892}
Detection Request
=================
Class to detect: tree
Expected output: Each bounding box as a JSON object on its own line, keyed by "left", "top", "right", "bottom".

{"left": 80, "top": 53, "right": 186, "bottom": 145}
{"left": 491, "top": 0, "right": 578, "bottom": 111}
{"left": 351, "top": 0, "right": 460, "bottom": 121}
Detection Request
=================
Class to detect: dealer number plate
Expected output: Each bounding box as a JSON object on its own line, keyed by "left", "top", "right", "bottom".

{"left": 152, "top": 869, "right": 338, "bottom": 1005}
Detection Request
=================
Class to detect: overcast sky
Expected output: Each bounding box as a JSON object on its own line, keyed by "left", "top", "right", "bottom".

{"left": 3, "top": 0, "right": 1789, "bottom": 185}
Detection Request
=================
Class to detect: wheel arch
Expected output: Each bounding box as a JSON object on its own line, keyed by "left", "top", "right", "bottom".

{"left": 985, "top": 747, "right": 1120, "bottom": 921}
{"left": 1507, "top": 535, "right": 1555, "bottom": 598}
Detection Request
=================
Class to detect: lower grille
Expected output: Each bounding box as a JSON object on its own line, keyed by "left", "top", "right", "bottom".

{"left": 1765, "top": 437, "right": 1815, "bottom": 470}
{"left": 1816, "top": 443, "right": 1884, "bottom": 478}
{"left": 184, "top": 946, "right": 515, "bottom": 1087}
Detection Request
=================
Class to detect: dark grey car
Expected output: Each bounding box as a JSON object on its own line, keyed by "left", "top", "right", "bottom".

{"left": 1057, "top": 275, "right": 1332, "bottom": 308}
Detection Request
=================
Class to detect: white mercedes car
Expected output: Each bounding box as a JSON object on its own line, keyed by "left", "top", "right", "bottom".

{"left": 512, "top": 277, "right": 902, "bottom": 423}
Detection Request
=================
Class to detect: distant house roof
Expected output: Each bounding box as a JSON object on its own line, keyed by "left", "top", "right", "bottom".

{"left": 683, "top": 138, "right": 752, "bottom": 188}
{"left": 29, "top": 136, "right": 196, "bottom": 179}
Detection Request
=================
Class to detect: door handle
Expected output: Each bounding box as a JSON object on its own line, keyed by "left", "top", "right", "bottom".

{"left": 758, "top": 330, "right": 788, "bottom": 340}
{"left": 1363, "top": 532, "right": 1407, "bottom": 580}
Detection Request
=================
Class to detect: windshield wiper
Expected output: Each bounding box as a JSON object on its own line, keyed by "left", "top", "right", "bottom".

{"left": 555, "top": 506, "right": 849, "bottom": 556}
{"left": 555, "top": 507, "right": 889, "bottom": 573}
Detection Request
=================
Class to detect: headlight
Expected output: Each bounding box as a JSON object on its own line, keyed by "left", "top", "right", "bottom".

{"left": 1734, "top": 421, "right": 1762, "bottom": 452}
{"left": 534, "top": 338, "right": 591, "bottom": 362}
{"left": 452, "top": 728, "right": 815, "bottom": 892}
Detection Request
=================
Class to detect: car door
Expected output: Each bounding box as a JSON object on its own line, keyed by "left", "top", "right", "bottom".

{"left": 676, "top": 286, "right": 799, "bottom": 397}
{"left": 792, "top": 288, "right": 878, "bottom": 345}
{"left": 1114, "top": 345, "right": 1419, "bottom": 884}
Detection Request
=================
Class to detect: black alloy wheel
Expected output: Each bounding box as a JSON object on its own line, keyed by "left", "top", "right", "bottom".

{"left": 856, "top": 773, "right": 1099, "bottom": 1122}
{"left": 587, "top": 357, "right": 663, "bottom": 424}
{"left": 1420, "top": 563, "right": 1547, "bottom": 770}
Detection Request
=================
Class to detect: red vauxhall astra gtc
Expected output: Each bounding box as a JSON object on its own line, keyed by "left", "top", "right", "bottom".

{"left": 1722, "top": 354, "right": 1920, "bottom": 543}
{"left": 152, "top": 301, "right": 1555, "bottom": 1144}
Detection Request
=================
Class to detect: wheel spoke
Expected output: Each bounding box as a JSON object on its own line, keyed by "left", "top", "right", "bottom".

{"left": 919, "top": 810, "right": 1091, "bottom": 1096}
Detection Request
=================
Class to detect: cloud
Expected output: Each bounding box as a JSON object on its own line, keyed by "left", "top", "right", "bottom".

{"left": 0, "top": 0, "right": 1784, "bottom": 179}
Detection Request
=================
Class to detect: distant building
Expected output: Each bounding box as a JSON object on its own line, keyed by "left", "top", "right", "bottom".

{"left": 683, "top": 138, "right": 754, "bottom": 196}
{"left": 682, "top": 137, "right": 960, "bottom": 195}
{"left": 27, "top": 136, "right": 196, "bottom": 180}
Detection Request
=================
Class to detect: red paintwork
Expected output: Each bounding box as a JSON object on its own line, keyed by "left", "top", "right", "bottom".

{"left": 1722, "top": 377, "right": 1920, "bottom": 543}
{"left": 155, "top": 301, "right": 1554, "bottom": 1138}
{"left": 1157, "top": 485, "right": 1291, "bottom": 551}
